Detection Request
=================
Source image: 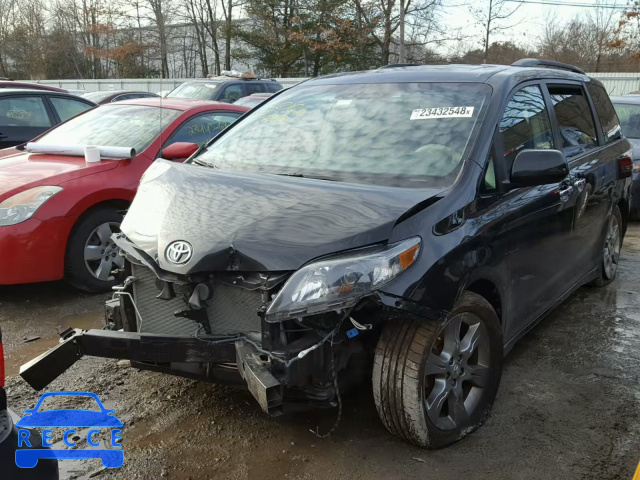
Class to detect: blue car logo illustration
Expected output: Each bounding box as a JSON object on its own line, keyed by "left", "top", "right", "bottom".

{"left": 15, "top": 391, "right": 124, "bottom": 469}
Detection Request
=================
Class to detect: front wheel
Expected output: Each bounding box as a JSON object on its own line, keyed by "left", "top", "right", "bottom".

{"left": 372, "top": 291, "right": 503, "bottom": 448}
{"left": 65, "top": 207, "right": 124, "bottom": 293}
{"left": 591, "top": 205, "right": 623, "bottom": 287}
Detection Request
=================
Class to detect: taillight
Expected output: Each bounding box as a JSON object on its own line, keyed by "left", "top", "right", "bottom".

{"left": 618, "top": 153, "right": 633, "bottom": 179}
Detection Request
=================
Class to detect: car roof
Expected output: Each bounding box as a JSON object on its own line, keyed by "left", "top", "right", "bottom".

{"left": 87, "top": 90, "right": 156, "bottom": 96}
{"left": 0, "top": 88, "right": 89, "bottom": 98}
{"left": 0, "top": 81, "right": 66, "bottom": 92}
{"left": 110, "top": 96, "right": 249, "bottom": 112}
{"left": 181, "top": 78, "right": 276, "bottom": 84}
{"left": 306, "top": 64, "right": 594, "bottom": 88}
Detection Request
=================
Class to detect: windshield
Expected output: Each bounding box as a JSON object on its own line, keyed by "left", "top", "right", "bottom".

{"left": 613, "top": 103, "right": 640, "bottom": 139}
{"left": 193, "top": 82, "right": 491, "bottom": 187}
{"left": 83, "top": 91, "right": 116, "bottom": 103}
{"left": 36, "top": 104, "right": 182, "bottom": 152}
{"left": 167, "top": 82, "right": 220, "bottom": 100}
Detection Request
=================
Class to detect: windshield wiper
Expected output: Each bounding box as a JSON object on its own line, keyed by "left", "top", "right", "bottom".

{"left": 276, "top": 172, "right": 335, "bottom": 181}
{"left": 191, "top": 158, "right": 217, "bottom": 168}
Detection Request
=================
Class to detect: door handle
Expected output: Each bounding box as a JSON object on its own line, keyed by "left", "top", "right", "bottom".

{"left": 558, "top": 185, "right": 573, "bottom": 203}
{"left": 574, "top": 178, "right": 586, "bottom": 192}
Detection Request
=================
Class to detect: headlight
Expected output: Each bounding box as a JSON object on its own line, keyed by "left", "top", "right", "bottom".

{"left": 633, "top": 160, "right": 640, "bottom": 173}
{"left": 266, "top": 237, "right": 421, "bottom": 322}
{"left": 0, "top": 186, "right": 63, "bottom": 226}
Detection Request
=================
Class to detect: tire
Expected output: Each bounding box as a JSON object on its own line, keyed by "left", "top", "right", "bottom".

{"left": 65, "top": 207, "right": 124, "bottom": 293}
{"left": 591, "top": 205, "right": 623, "bottom": 287}
{"left": 372, "top": 291, "right": 503, "bottom": 448}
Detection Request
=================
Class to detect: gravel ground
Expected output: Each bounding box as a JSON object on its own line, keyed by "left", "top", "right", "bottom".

{"left": 2, "top": 226, "right": 640, "bottom": 480}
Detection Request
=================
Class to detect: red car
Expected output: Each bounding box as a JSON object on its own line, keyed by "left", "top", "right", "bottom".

{"left": 0, "top": 81, "right": 67, "bottom": 93}
{"left": 0, "top": 98, "right": 248, "bottom": 292}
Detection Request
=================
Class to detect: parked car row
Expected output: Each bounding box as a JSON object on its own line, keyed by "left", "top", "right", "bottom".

{"left": 0, "top": 97, "right": 248, "bottom": 292}
{"left": 15, "top": 60, "right": 635, "bottom": 453}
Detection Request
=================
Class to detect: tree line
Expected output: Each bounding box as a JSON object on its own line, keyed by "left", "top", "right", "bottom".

{"left": 1, "top": 0, "right": 640, "bottom": 80}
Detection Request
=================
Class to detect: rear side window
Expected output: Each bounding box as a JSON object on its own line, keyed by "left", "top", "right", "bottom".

{"left": 499, "top": 85, "right": 554, "bottom": 174}
{"left": 265, "top": 83, "right": 282, "bottom": 93}
{"left": 219, "top": 84, "right": 243, "bottom": 103}
{"left": 165, "top": 112, "right": 241, "bottom": 147}
{"left": 244, "top": 83, "right": 264, "bottom": 95}
{"left": 50, "top": 97, "right": 92, "bottom": 122}
{"left": 587, "top": 83, "right": 622, "bottom": 143}
{"left": 0, "top": 96, "right": 51, "bottom": 127}
{"left": 548, "top": 85, "right": 598, "bottom": 159}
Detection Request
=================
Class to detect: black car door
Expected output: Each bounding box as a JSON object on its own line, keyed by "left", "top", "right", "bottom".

{"left": 557, "top": 82, "right": 626, "bottom": 278}
{"left": 494, "top": 83, "right": 578, "bottom": 340}
{"left": 0, "top": 94, "right": 54, "bottom": 148}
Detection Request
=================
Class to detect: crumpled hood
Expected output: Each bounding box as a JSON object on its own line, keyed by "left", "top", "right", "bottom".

{"left": 0, "top": 150, "right": 119, "bottom": 200}
{"left": 121, "top": 160, "right": 442, "bottom": 273}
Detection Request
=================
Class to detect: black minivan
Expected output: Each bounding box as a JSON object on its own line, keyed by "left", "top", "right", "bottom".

{"left": 23, "top": 60, "right": 632, "bottom": 449}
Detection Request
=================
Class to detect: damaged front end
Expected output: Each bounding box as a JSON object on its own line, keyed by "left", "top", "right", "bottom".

{"left": 20, "top": 232, "right": 441, "bottom": 416}
{"left": 20, "top": 160, "right": 445, "bottom": 416}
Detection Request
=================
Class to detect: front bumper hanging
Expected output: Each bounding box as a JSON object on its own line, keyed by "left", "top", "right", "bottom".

{"left": 19, "top": 327, "right": 284, "bottom": 416}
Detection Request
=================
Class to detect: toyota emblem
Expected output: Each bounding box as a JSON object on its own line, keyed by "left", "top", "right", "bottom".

{"left": 166, "top": 241, "right": 193, "bottom": 265}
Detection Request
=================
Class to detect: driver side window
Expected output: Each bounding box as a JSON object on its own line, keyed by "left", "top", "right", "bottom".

{"left": 499, "top": 85, "right": 554, "bottom": 175}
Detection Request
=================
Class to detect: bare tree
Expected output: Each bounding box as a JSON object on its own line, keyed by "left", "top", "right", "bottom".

{"left": 470, "top": 0, "right": 523, "bottom": 63}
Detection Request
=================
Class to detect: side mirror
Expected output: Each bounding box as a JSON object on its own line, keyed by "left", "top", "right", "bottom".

{"left": 161, "top": 142, "right": 199, "bottom": 160}
{"left": 510, "top": 149, "right": 569, "bottom": 187}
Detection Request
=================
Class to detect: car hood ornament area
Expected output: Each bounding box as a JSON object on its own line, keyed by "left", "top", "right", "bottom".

{"left": 166, "top": 240, "right": 193, "bottom": 265}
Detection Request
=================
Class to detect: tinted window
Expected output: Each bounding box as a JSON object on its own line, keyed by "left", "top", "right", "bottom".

{"left": 499, "top": 85, "right": 553, "bottom": 173}
{"left": 194, "top": 82, "right": 491, "bottom": 188}
{"left": 613, "top": 103, "right": 640, "bottom": 139}
{"left": 219, "top": 84, "right": 243, "bottom": 103}
{"left": 167, "top": 82, "right": 220, "bottom": 100}
{"left": 548, "top": 85, "right": 598, "bottom": 158}
{"left": 36, "top": 104, "right": 181, "bottom": 152}
{"left": 0, "top": 96, "right": 51, "bottom": 127}
{"left": 244, "top": 83, "right": 264, "bottom": 95}
{"left": 50, "top": 97, "right": 93, "bottom": 122}
{"left": 587, "top": 84, "right": 622, "bottom": 143}
{"left": 165, "top": 112, "right": 241, "bottom": 147}
{"left": 265, "top": 83, "right": 282, "bottom": 93}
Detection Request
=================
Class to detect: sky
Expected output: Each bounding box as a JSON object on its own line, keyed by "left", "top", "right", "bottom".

{"left": 441, "top": 0, "right": 627, "bottom": 53}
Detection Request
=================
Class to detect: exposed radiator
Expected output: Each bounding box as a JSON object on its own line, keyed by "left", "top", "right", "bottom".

{"left": 131, "top": 264, "right": 263, "bottom": 336}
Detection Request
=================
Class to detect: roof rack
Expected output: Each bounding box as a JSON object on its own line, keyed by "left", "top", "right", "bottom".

{"left": 511, "top": 58, "right": 586, "bottom": 76}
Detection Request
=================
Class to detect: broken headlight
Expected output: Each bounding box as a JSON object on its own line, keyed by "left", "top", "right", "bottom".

{"left": 0, "top": 186, "right": 63, "bottom": 226}
{"left": 265, "top": 237, "right": 421, "bottom": 322}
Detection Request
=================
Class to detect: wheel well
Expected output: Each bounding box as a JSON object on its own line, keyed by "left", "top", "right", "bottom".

{"left": 618, "top": 198, "right": 629, "bottom": 236}
{"left": 65, "top": 200, "right": 130, "bottom": 257}
{"left": 466, "top": 280, "right": 502, "bottom": 323}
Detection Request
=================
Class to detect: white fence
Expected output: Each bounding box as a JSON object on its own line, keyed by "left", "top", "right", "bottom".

{"left": 15, "top": 73, "right": 640, "bottom": 95}
{"left": 17, "top": 77, "right": 308, "bottom": 94}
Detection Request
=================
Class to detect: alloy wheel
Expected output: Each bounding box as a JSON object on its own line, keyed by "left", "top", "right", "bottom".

{"left": 423, "top": 312, "right": 492, "bottom": 430}
{"left": 603, "top": 213, "right": 621, "bottom": 280}
{"left": 83, "top": 222, "right": 124, "bottom": 281}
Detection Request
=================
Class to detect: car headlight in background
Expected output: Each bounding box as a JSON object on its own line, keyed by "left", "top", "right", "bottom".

{"left": 633, "top": 160, "right": 640, "bottom": 173}
{"left": 266, "top": 237, "right": 421, "bottom": 322}
{"left": 0, "top": 186, "right": 63, "bottom": 226}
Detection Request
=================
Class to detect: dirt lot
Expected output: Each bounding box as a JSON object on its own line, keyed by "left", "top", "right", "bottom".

{"left": 2, "top": 227, "right": 640, "bottom": 480}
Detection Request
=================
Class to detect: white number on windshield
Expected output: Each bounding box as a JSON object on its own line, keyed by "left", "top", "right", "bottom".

{"left": 410, "top": 106, "right": 474, "bottom": 120}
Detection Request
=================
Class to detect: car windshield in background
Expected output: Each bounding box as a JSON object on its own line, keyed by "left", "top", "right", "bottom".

{"left": 194, "top": 82, "right": 491, "bottom": 187}
{"left": 82, "top": 91, "right": 116, "bottom": 103}
{"left": 35, "top": 104, "right": 181, "bottom": 152}
{"left": 167, "top": 82, "right": 220, "bottom": 100}
{"left": 614, "top": 103, "right": 640, "bottom": 139}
